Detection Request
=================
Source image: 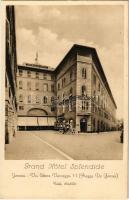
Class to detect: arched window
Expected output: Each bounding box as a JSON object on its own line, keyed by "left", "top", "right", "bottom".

{"left": 82, "top": 68, "right": 86, "bottom": 79}
{"left": 43, "top": 96, "right": 47, "bottom": 104}
{"left": 81, "top": 85, "right": 86, "bottom": 96}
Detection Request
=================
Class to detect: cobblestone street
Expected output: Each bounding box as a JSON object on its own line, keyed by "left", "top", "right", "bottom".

{"left": 5, "top": 131, "right": 123, "bottom": 160}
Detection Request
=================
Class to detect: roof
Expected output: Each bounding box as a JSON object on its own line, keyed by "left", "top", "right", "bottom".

{"left": 18, "top": 63, "right": 55, "bottom": 73}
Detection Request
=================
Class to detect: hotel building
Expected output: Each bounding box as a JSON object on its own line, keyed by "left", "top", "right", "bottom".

{"left": 17, "top": 44, "right": 117, "bottom": 133}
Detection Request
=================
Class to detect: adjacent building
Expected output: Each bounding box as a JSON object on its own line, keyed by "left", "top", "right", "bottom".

{"left": 5, "top": 6, "right": 17, "bottom": 143}
{"left": 17, "top": 63, "right": 56, "bottom": 130}
{"left": 17, "top": 44, "right": 117, "bottom": 132}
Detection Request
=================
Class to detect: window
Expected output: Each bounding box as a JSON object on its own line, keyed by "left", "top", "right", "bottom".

{"left": 35, "top": 82, "right": 39, "bottom": 90}
{"left": 51, "top": 106, "right": 55, "bottom": 112}
{"left": 19, "top": 94, "right": 23, "bottom": 102}
{"left": 62, "top": 77, "right": 66, "bottom": 87}
{"left": 43, "top": 83, "right": 48, "bottom": 92}
{"left": 86, "top": 102, "right": 89, "bottom": 110}
{"left": 58, "top": 83, "right": 60, "bottom": 90}
{"left": 51, "top": 84, "right": 54, "bottom": 92}
{"left": 81, "top": 85, "right": 86, "bottom": 96}
{"left": 82, "top": 68, "right": 86, "bottom": 79}
{"left": 93, "top": 74, "right": 96, "bottom": 85}
{"left": 19, "top": 81, "right": 23, "bottom": 89}
{"left": 43, "top": 73, "right": 47, "bottom": 80}
{"left": 19, "top": 70, "right": 23, "bottom": 76}
{"left": 69, "top": 87, "right": 73, "bottom": 95}
{"left": 19, "top": 106, "right": 24, "bottom": 110}
{"left": 36, "top": 72, "right": 39, "bottom": 79}
{"left": 51, "top": 97, "right": 55, "bottom": 111}
{"left": 82, "top": 101, "right": 88, "bottom": 111}
{"left": 93, "top": 90, "right": 96, "bottom": 100}
{"left": 82, "top": 101, "right": 85, "bottom": 110}
{"left": 27, "top": 82, "right": 31, "bottom": 90}
{"left": 51, "top": 75, "right": 54, "bottom": 80}
{"left": 36, "top": 95, "right": 40, "bottom": 104}
{"left": 43, "top": 96, "right": 47, "bottom": 104}
{"left": 27, "top": 71, "right": 31, "bottom": 78}
{"left": 28, "top": 95, "right": 31, "bottom": 103}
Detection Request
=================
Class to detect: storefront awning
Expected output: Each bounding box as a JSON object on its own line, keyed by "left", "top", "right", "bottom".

{"left": 18, "top": 117, "right": 38, "bottom": 126}
{"left": 18, "top": 117, "right": 56, "bottom": 126}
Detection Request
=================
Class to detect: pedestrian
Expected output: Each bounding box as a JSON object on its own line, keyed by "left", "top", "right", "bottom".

{"left": 62, "top": 122, "right": 66, "bottom": 134}
{"left": 69, "top": 122, "right": 73, "bottom": 134}
{"left": 120, "top": 124, "right": 123, "bottom": 143}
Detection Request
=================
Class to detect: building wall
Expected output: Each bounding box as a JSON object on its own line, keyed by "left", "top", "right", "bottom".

{"left": 92, "top": 62, "right": 116, "bottom": 131}
{"left": 76, "top": 53, "right": 92, "bottom": 132}
{"left": 5, "top": 6, "right": 17, "bottom": 143}
{"left": 56, "top": 53, "right": 77, "bottom": 126}
{"left": 90, "top": 60, "right": 116, "bottom": 132}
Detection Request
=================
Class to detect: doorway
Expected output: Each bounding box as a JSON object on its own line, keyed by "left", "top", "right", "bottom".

{"left": 80, "top": 118, "right": 87, "bottom": 132}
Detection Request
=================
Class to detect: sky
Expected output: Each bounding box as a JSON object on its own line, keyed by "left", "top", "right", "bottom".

{"left": 15, "top": 5, "right": 124, "bottom": 119}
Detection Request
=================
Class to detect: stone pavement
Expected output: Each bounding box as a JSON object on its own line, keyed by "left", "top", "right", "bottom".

{"left": 5, "top": 130, "right": 123, "bottom": 160}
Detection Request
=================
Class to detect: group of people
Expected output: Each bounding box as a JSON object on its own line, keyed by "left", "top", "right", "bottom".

{"left": 59, "top": 121, "right": 75, "bottom": 134}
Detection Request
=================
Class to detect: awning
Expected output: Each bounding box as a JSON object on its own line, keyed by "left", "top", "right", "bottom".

{"left": 18, "top": 117, "right": 38, "bottom": 126}
{"left": 18, "top": 116, "right": 56, "bottom": 126}
{"left": 48, "top": 117, "right": 56, "bottom": 126}
{"left": 37, "top": 117, "right": 48, "bottom": 126}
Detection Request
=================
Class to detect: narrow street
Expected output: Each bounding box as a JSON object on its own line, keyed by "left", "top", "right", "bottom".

{"left": 5, "top": 131, "right": 123, "bottom": 160}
